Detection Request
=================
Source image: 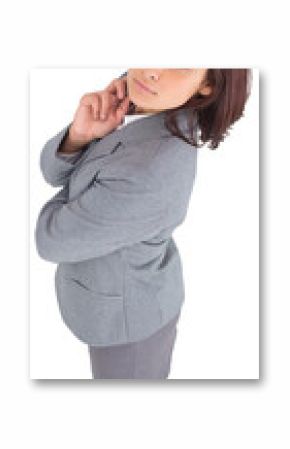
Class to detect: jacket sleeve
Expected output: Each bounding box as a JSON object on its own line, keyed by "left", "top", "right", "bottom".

{"left": 34, "top": 152, "right": 187, "bottom": 264}
{"left": 39, "top": 122, "right": 97, "bottom": 187}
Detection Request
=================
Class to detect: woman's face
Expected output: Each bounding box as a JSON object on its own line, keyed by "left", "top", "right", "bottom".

{"left": 127, "top": 68, "right": 212, "bottom": 113}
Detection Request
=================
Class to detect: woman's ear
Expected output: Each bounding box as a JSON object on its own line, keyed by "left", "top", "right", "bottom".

{"left": 199, "top": 85, "right": 212, "bottom": 96}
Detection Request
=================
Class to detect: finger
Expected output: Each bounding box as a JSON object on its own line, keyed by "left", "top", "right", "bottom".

{"left": 80, "top": 93, "right": 100, "bottom": 121}
{"left": 93, "top": 95, "right": 101, "bottom": 120}
{"left": 109, "top": 92, "right": 121, "bottom": 109}
{"left": 114, "top": 96, "right": 130, "bottom": 122}
{"left": 105, "top": 80, "right": 118, "bottom": 99}
{"left": 102, "top": 91, "right": 116, "bottom": 120}
{"left": 115, "top": 80, "right": 125, "bottom": 100}
{"left": 80, "top": 92, "right": 98, "bottom": 107}
{"left": 99, "top": 92, "right": 109, "bottom": 120}
{"left": 91, "top": 99, "right": 97, "bottom": 120}
{"left": 105, "top": 93, "right": 122, "bottom": 118}
{"left": 107, "top": 78, "right": 127, "bottom": 101}
{"left": 106, "top": 98, "right": 124, "bottom": 125}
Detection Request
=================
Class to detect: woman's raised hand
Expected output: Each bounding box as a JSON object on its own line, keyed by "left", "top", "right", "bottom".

{"left": 68, "top": 75, "right": 130, "bottom": 148}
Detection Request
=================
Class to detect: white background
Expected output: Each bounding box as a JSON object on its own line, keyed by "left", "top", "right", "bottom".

{"left": 30, "top": 68, "right": 259, "bottom": 380}
{"left": 1, "top": 0, "right": 288, "bottom": 447}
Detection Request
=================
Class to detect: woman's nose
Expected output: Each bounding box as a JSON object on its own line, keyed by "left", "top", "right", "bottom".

{"left": 144, "top": 69, "right": 163, "bottom": 81}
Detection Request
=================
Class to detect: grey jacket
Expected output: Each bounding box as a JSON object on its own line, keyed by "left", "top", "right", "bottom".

{"left": 34, "top": 108, "right": 198, "bottom": 346}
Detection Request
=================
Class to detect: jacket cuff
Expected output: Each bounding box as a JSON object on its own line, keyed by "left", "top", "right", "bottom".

{"left": 39, "top": 123, "right": 85, "bottom": 187}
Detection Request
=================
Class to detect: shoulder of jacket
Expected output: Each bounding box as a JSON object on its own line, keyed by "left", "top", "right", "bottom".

{"left": 98, "top": 138, "right": 163, "bottom": 177}
{"left": 147, "top": 137, "right": 197, "bottom": 176}
{"left": 98, "top": 136, "right": 197, "bottom": 188}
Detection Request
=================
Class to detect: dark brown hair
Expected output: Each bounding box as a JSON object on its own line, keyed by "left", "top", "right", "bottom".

{"left": 122, "top": 69, "right": 253, "bottom": 150}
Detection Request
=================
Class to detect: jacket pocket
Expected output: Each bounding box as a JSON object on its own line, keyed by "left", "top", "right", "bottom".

{"left": 55, "top": 274, "right": 127, "bottom": 346}
{"left": 63, "top": 275, "right": 122, "bottom": 298}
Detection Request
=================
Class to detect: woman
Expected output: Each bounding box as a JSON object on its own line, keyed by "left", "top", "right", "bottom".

{"left": 35, "top": 68, "right": 252, "bottom": 379}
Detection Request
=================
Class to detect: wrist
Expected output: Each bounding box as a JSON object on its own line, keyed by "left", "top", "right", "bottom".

{"left": 58, "top": 127, "right": 87, "bottom": 154}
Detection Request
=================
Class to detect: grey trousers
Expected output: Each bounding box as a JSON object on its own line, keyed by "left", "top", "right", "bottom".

{"left": 88, "top": 311, "right": 181, "bottom": 379}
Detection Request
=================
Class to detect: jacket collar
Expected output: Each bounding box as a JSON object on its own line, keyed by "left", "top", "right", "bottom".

{"left": 117, "top": 107, "right": 196, "bottom": 144}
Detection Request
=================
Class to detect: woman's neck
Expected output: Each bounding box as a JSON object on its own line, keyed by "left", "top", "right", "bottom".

{"left": 135, "top": 108, "right": 163, "bottom": 114}
{"left": 133, "top": 103, "right": 163, "bottom": 115}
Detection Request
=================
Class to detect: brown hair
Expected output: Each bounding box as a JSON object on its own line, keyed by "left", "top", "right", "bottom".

{"left": 123, "top": 69, "right": 253, "bottom": 150}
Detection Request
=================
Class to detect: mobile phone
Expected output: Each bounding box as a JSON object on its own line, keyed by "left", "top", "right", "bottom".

{"left": 118, "top": 70, "right": 136, "bottom": 114}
